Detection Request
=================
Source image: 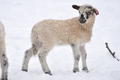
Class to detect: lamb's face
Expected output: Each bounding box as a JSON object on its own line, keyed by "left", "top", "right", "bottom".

{"left": 72, "top": 4, "right": 99, "bottom": 24}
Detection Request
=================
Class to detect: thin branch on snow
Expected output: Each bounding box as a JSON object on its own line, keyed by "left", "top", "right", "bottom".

{"left": 105, "top": 42, "right": 119, "bottom": 61}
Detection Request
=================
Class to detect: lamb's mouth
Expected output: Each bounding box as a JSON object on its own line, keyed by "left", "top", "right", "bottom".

{"left": 79, "top": 18, "right": 86, "bottom": 23}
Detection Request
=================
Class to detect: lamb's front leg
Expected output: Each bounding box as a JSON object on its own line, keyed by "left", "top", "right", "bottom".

{"left": 71, "top": 44, "right": 80, "bottom": 73}
{"left": 80, "top": 45, "right": 89, "bottom": 72}
{"left": 1, "top": 53, "right": 9, "bottom": 80}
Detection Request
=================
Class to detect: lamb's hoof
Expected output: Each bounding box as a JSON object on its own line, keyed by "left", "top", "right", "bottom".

{"left": 1, "top": 76, "right": 8, "bottom": 80}
{"left": 22, "top": 69, "right": 28, "bottom": 72}
{"left": 1, "top": 75, "right": 8, "bottom": 80}
{"left": 1, "top": 78, "right": 8, "bottom": 80}
{"left": 73, "top": 68, "right": 79, "bottom": 73}
{"left": 82, "top": 67, "right": 89, "bottom": 73}
{"left": 45, "top": 71, "right": 52, "bottom": 75}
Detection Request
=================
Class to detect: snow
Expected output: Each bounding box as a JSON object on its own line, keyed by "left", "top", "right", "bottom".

{"left": 0, "top": 0, "right": 120, "bottom": 80}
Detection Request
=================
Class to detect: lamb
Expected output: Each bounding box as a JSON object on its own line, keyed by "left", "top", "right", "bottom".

{"left": 22, "top": 4, "right": 99, "bottom": 75}
{"left": 0, "top": 21, "right": 9, "bottom": 80}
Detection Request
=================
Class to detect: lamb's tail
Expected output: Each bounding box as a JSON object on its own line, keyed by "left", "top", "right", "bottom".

{"left": 31, "top": 30, "right": 43, "bottom": 55}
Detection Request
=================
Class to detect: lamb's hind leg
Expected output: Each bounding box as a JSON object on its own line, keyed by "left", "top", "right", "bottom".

{"left": 1, "top": 53, "right": 8, "bottom": 80}
{"left": 38, "top": 50, "right": 52, "bottom": 75}
{"left": 22, "top": 42, "right": 42, "bottom": 72}
{"left": 38, "top": 43, "right": 53, "bottom": 75}
{"left": 22, "top": 48, "right": 33, "bottom": 72}
{"left": 80, "top": 45, "right": 89, "bottom": 72}
{"left": 71, "top": 44, "right": 80, "bottom": 73}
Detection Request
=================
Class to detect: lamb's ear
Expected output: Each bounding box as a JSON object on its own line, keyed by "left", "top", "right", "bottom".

{"left": 72, "top": 5, "right": 80, "bottom": 10}
{"left": 93, "top": 8, "right": 99, "bottom": 15}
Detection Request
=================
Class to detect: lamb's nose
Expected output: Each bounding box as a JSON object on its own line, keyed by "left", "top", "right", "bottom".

{"left": 80, "top": 14, "right": 84, "bottom": 19}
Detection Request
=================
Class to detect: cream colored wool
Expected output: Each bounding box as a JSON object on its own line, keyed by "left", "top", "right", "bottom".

{"left": 0, "top": 21, "right": 8, "bottom": 80}
{"left": 22, "top": 4, "right": 98, "bottom": 75}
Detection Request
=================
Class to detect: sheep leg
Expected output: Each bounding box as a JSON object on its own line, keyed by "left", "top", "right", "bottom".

{"left": 38, "top": 50, "right": 52, "bottom": 75}
{"left": 80, "top": 45, "right": 89, "bottom": 72}
{"left": 22, "top": 48, "right": 33, "bottom": 72}
{"left": 71, "top": 44, "right": 80, "bottom": 73}
{"left": 1, "top": 53, "right": 8, "bottom": 80}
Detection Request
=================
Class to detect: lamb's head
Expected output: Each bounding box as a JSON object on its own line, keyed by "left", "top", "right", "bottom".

{"left": 72, "top": 4, "right": 99, "bottom": 24}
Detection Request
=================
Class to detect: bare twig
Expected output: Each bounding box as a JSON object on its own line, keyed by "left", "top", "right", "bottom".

{"left": 105, "top": 42, "right": 119, "bottom": 61}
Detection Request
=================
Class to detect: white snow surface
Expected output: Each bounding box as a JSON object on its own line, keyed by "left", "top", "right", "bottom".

{"left": 0, "top": 0, "right": 120, "bottom": 80}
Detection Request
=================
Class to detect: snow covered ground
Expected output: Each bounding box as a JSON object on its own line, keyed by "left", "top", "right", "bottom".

{"left": 0, "top": 0, "right": 120, "bottom": 80}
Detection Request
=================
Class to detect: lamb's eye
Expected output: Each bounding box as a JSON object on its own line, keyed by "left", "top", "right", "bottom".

{"left": 87, "top": 6, "right": 92, "bottom": 9}
{"left": 86, "top": 11, "right": 91, "bottom": 15}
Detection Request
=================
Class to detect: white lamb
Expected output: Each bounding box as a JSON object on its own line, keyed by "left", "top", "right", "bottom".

{"left": 22, "top": 4, "right": 99, "bottom": 75}
{"left": 0, "top": 21, "right": 8, "bottom": 80}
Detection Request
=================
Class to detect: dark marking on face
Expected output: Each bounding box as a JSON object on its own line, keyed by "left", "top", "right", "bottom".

{"left": 79, "top": 15, "right": 86, "bottom": 24}
{"left": 80, "top": 6, "right": 95, "bottom": 23}
{"left": 86, "top": 11, "right": 92, "bottom": 19}
{"left": 80, "top": 14, "right": 84, "bottom": 19}
{"left": 87, "top": 6, "right": 92, "bottom": 9}
{"left": 73, "top": 4, "right": 99, "bottom": 24}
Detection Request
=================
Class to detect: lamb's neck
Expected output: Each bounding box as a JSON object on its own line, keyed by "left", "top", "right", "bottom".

{"left": 81, "top": 18, "right": 95, "bottom": 32}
